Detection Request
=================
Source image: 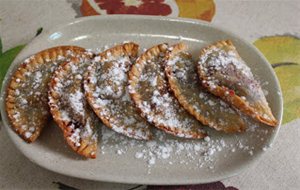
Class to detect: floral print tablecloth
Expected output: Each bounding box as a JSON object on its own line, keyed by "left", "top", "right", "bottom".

{"left": 0, "top": 0, "right": 299, "bottom": 189}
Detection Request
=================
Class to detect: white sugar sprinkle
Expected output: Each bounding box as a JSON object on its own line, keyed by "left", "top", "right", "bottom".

{"left": 204, "top": 136, "right": 211, "bottom": 142}
{"left": 135, "top": 152, "right": 144, "bottom": 159}
{"left": 69, "top": 90, "right": 85, "bottom": 115}
{"left": 24, "top": 131, "right": 32, "bottom": 139}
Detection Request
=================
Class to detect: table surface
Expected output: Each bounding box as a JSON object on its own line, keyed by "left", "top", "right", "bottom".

{"left": 0, "top": 0, "right": 299, "bottom": 189}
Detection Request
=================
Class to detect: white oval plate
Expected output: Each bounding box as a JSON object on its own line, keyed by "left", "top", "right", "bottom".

{"left": 0, "top": 15, "right": 282, "bottom": 185}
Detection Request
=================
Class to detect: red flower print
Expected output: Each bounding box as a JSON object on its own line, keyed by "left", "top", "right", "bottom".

{"left": 95, "top": 0, "right": 172, "bottom": 15}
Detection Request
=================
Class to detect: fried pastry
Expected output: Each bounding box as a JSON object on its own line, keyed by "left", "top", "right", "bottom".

{"left": 128, "top": 44, "right": 206, "bottom": 139}
{"left": 165, "top": 43, "right": 246, "bottom": 133}
{"left": 6, "top": 46, "right": 88, "bottom": 143}
{"left": 84, "top": 42, "right": 152, "bottom": 140}
{"left": 48, "top": 57, "right": 99, "bottom": 158}
{"left": 197, "top": 40, "right": 278, "bottom": 127}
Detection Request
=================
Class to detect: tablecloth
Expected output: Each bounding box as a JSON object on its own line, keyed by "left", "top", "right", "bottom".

{"left": 0, "top": 0, "right": 299, "bottom": 189}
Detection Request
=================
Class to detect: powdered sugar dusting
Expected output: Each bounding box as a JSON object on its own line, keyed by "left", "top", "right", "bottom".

{"left": 48, "top": 56, "right": 98, "bottom": 151}
{"left": 7, "top": 47, "right": 88, "bottom": 141}
{"left": 166, "top": 50, "right": 246, "bottom": 132}
{"left": 198, "top": 42, "right": 263, "bottom": 101}
{"left": 129, "top": 45, "right": 205, "bottom": 138}
{"left": 98, "top": 57, "right": 130, "bottom": 99}
{"left": 33, "top": 71, "right": 42, "bottom": 89}
{"left": 84, "top": 44, "right": 152, "bottom": 140}
{"left": 69, "top": 90, "right": 85, "bottom": 116}
{"left": 99, "top": 121, "right": 269, "bottom": 174}
{"left": 197, "top": 41, "right": 276, "bottom": 125}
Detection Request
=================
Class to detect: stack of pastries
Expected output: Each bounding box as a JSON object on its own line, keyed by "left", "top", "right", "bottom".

{"left": 5, "top": 40, "right": 278, "bottom": 158}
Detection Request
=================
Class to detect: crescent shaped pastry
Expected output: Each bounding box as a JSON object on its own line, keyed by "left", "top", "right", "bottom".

{"left": 49, "top": 56, "right": 99, "bottom": 158}
{"left": 128, "top": 44, "right": 206, "bottom": 139}
{"left": 6, "top": 46, "right": 88, "bottom": 143}
{"left": 165, "top": 43, "right": 246, "bottom": 133}
{"left": 197, "top": 40, "right": 278, "bottom": 127}
{"left": 84, "top": 43, "right": 152, "bottom": 140}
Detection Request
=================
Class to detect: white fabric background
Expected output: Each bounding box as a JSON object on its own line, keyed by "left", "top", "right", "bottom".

{"left": 0, "top": 0, "right": 299, "bottom": 189}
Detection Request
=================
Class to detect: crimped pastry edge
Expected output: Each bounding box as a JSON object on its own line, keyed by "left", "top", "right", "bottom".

{"left": 165, "top": 43, "right": 246, "bottom": 133}
{"left": 6, "top": 46, "right": 87, "bottom": 143}
{"left": 197, "top": 40, "right": 278, "bottom": 127}
{"left": 48, "top": 56, "right": 98, "bottom": 159}
{"left": 84, "top": 42, "right": 153, "bottom": 140}
{"left": 128, "top": 43, "right": 206, "bottom": 139}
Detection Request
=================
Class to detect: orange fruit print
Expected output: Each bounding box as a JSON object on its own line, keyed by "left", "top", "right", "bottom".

{"left": 80, "top": 0, "right": 215, "bottom": 22}
{"left": 175, "top": 0, "right": 215, "bottom": 21}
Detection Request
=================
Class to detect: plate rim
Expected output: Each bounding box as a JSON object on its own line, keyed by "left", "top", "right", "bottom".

{"left": 0, "top": 15, "right": 283, "bottom": 185}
